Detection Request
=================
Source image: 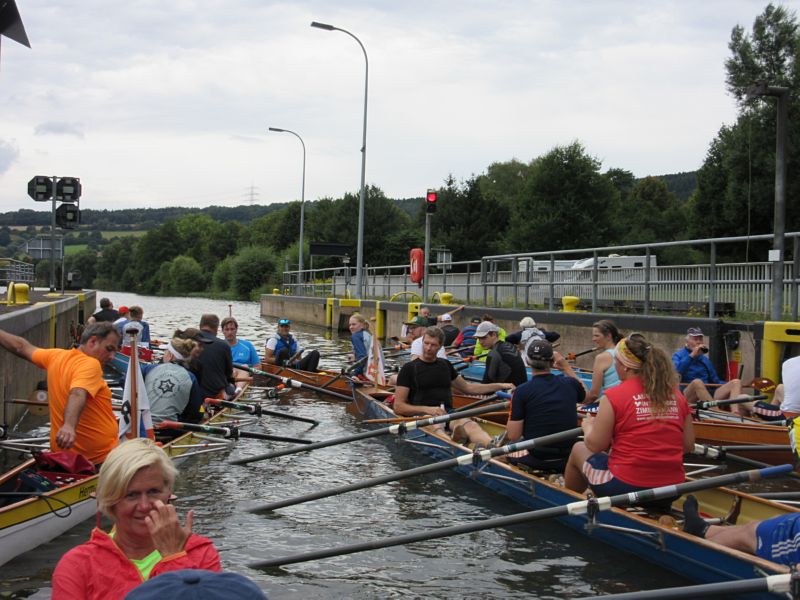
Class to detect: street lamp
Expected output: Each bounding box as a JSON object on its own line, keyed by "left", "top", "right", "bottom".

{"left": 268, "top": 127, "right": 306, "bottom": 285}
{"left": 746, "top": 81, "right": 789, "bottom": 321}
{"left": 311, "top": 20, "right": 368, "bottom": 299}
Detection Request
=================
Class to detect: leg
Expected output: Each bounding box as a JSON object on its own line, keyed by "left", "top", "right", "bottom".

{"left": 683, "top": 379, "right": 712, "bottom": 405}
{"left": 714, "top": 379, "right": 751, "bottom": 416}
{"left": 704, "top": 521, "right": 759, "bottom": 554}
{"left": 450, "top": 418, "right": 491, "bottom": 447}
{"left": 772, "top": 383, "right": 785, "bottom": 406}
{"left": 564, "top": 441, "right": 592, "bottom": 492}
{"left": 297, "top": 350, "right": 320, "bottom": 372}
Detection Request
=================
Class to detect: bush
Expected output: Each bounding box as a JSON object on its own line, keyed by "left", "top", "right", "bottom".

{"left": 167, "top": 255, "right": 207, "bottom": 294}
{"left": 211, "top": 255, "right": 235, "bottom": 292}
{"left": 230, "top": 246, "right": 277, "bottom": 298}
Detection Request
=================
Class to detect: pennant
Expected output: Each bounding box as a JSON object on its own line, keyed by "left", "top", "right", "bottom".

{"left": 118, "top": 348, "right": 155, "bottom": 440}
{"left": 365, "top": 330, "right": 387, "bottom": 386}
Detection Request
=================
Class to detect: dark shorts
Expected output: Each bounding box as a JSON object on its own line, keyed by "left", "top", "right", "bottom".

{"left": 582, "top": 453, "right": 650, "bottom": 496}
{"left": 755, "top": 513, "right": 800, "bottom": 564}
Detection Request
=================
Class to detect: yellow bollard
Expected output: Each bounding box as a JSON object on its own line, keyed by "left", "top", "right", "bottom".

{"left": 562, "top": 295, "right": 580, "bottom": 312}
{"left": 438, "top": 292, "right": 454, "bottom": 305}
{"left": 13, "top": 283, "right": 30, "bottom": 304}
{"left": 272, "top": 288, "right": 280, "bottom": 295}
{"left": 3, "top": 281, "right": 16, "bottom": 305}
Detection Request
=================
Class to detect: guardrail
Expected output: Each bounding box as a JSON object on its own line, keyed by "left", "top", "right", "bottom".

{"left": 0, "top": 258, "right": 35, "bottom": 285}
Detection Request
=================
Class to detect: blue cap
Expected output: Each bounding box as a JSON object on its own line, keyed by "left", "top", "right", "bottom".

{"left": 278, "top": 318, "right": 291, "bottom": 326}
{"left": 124, "top": 570, "right": 267, "bottom": 600}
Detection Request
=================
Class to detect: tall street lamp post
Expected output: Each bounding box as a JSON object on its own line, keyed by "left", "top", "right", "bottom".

{"left": 268, "top": 127, "right": 306, "bottom": 286}
{"left": 311, "top": 20, "right": 368, "bottom": 298}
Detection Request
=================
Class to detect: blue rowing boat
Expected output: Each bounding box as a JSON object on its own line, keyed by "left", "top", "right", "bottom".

{"left": 350, "top": 390, "right": 794, "bottom": 597}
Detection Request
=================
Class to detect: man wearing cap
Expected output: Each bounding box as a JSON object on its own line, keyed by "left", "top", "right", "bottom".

{"left": 673, "top": 327, "right": 746, "bottom": 413}
{"left": 192, "top": 314, "right": 235, "bottom": 401}
{"left": 453, "top": 316, "right": 482, "bottom": 357}
{"left": 438, "top": 313, "right": 460, "bottom": 347}
{"left": 264, "top": 318, "right": 321, "bottom": 372}
{"left": 472, "top": 314, "right": 507, "bottom": 361}
{"left": 474, "top": 321, "right": 528, "bottom": 386}
{"left": 394, "top": 326, "right": 515, "bottom": 447}
{"left": 506, "top": 340, "right": 586, "bottom": 470}
{"left": 505, "top": 317, "right": 560, "bottom": 366}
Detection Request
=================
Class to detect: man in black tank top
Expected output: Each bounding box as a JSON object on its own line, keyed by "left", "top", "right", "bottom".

{"left": 394, "top": 327, "right": 515, "bottom": 447}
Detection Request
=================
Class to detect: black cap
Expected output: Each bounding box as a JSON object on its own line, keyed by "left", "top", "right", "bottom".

{"left": 527, "top": 339, "right": 553, "bottom": 361}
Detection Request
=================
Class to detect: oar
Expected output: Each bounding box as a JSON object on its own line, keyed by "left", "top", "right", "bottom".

{"left": 566, "top": 348, "right": 597, "bottom": 361}
{"left": 248, "top": 464, "right": 792, "bottom": 568}
{"left": 205, "top": 399, "right": 319, "bottom": 427}
{"left": 692, "top": 444, "right": 800, "bottom": 477}
{"left": 319, "top": 356, "right": 369, "bottom": 391}
{"left": 248, "top": 422, "right": 574, "bottom": 513}
{"left": 457, "top": 391, "right": 511, "bottom": 412}
{"left": 695, "top": 393, "right": 767, "bottom": 411}
{"left": 450, "top": 352, "right": 489, "bottom": 367}
{"left": 157, "top": 420, "right": 314, "bottom": 444}
{"left": 229, "top": 400, "right": 512, "bottom": 466}
{"left": 574, "top": 573, "right": 798, "bottom": 599}
{"left": 234, "top": 363, "right": 353, "bottom": 402}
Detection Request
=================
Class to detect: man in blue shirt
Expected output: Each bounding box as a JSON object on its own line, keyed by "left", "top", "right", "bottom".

{"left": 672, "top": 327, "right": 747, "bottom": 414}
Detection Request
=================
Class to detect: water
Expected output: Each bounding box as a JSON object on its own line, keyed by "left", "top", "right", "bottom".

{"left": 0, "top": 293, "right": 686, "bottom": 598}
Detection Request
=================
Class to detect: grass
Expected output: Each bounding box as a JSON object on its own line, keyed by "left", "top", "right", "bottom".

{"left": 100, "top": 230, "right": 147, "bottom": 239}
{"left": 64, "top": 244, "right": 89, "bottom": 255}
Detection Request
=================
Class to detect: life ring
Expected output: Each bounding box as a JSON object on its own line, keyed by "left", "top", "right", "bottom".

{"left": 409, "top": 248, "right": 424, "bottom": 285}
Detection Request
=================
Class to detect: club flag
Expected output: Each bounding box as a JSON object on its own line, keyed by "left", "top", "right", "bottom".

{"left": 366, "top": 330, "right": 387, "bottom": 386}
{"left": 118, "top": 359, "right": 155, "bottom": 440}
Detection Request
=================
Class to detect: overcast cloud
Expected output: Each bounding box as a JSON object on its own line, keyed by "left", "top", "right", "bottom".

{"left": 0, "top": 1, "right": 796, "bottom": 212}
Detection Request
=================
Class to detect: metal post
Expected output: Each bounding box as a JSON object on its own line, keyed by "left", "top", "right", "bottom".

{"left": 644, "top": 247, "right": 651, "bottom": 315}
{"left": 511, "top": 258, "right": 518, "bottom": 309}
{"left": 792, "top": 235, "right": 799, "bottom": 321}
{"left": 548, "top": 255, "right": 555, "bottom": 312}
{"left": 423, "top": 212, "right": 431, "bottom": 302}
{"left": 591, "top": 250, "right": 598, "bottom": 313}
{"left": 709, "top": 242, "right": 717, "bottom": 319}
{"left": 466, "top": 261, "right": 471, "bottom": 305}
{"left": 49, "top": 176, "right": 57, "bottom": 292}
{"left": 771, "top": 89, "right": 788, "bottom": 320}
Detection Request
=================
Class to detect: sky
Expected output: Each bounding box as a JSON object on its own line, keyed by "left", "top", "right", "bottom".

{"left": 0, "top": 0, "right": 796, "bottom": 213}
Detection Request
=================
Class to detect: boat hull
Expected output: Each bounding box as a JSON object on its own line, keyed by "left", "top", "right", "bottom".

{"left": 693, "top": 419, "right": 792, "bottom": 465}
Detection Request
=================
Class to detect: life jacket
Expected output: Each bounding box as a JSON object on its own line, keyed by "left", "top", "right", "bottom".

{"left": 270, "top": 333, "right": 298, "bottom": 356}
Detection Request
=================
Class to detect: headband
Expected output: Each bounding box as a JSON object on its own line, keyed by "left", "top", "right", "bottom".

{"left": 166, "top": 341, "right": 187, "bottom": 361}
{"left": 615, "top": 338, "right": 642, "bottom": 370}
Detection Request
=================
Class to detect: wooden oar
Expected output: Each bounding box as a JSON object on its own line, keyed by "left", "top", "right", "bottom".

{"left": 157, "top": 420, "right": 314, "bottom": 444}
{"left": 574, "top": 573, "right": 798, "bottom": 599}
{"left": 247, "top": 464, "right": 792, "bottom": 568}
{"left": 229, "top": 400, "right": 511, "bottom": 466}
{"left": 205, "top": 398, "right": 319, "bottom": 427}
{"left": 234, "top": 363, "right": 353, "bottom": 402}
{"left": 247, "top": 425, "right": 579, "bottom": 513}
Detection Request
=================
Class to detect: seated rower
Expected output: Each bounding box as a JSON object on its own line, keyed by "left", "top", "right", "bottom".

{"left": 52, "top": 438, "right": 222, "bottom": 600}
{"left": 472, "top": 314, "right": 507, "bottom": 361}
{"left": 407, "top": 316, "right": 447, "bottom": 360}
{"left": 453, "top": 316, "right": 482, "bottom": 358}
{"left": 584, "top": 319, "right": 623, "bottom": 406}
{"left": 673, "top": 326, "right": 749, "bottom": 416}
{"left": 506, "top": 340, "right": 586, "bottom": 471}
{"left": 474, "top": 321, "right": 528, "bottom": 386}
{"left": 505, "top": 317, "right": 560, "bottom": 367}
{"left": 143, "top": 335, "right": 205, "bottom": 427}
{"left": 221, "top": 317, "right": 259, "bottom": 382}
{"left": 565, "top": 333, "right": 695, "bottom": 495}
{"left": 264, "top": 318, "right": 320, "bottom": 372}
{"left": 763, "top": 355, "right": 800, "bottom": 421}
{"left": 438, "top": 313, "right": 460, "bottom": 347}
{"left": 683, "top": 495, "right": 800, "bottom": 566}
{"left": 348, "top": 313, "right": 372, "bottom": 378}
{"left": 393, "top": 327, "right": 514, "bottom": 447}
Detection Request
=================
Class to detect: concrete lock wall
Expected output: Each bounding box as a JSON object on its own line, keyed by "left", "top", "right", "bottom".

{"left": 0, "top": 291, "right": 96, "bottom": 428}
{"left": 260, "top": 294, "right": 759, "bottom": 383}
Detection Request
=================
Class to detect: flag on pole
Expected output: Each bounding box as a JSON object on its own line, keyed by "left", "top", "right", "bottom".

{"left": 365, "top": 330, "right": 387, "bottom": 386}
{"left": 118, "top": 331, "right": 154, "bottom": 440}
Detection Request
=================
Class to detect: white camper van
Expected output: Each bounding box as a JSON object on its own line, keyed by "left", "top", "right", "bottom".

{"left": 570, "top": 254, "right": 657, "bottom": 271}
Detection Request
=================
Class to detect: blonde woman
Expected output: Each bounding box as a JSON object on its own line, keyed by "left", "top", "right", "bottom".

{"left": 348, "top": 313, "right": 371, "bottom": 377}
{"left": 52, "top": 438, "right": 221, "bottom": 600}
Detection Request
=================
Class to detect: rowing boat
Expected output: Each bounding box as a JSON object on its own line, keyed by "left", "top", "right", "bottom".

{"left": 347, "top": 389, "right": 796, "bottom": 593}
{"left": 0, "top": 385, "right": 249, "bottom": 568}
{"left": 693, "top": 418, "right": 792, "bottom": 465}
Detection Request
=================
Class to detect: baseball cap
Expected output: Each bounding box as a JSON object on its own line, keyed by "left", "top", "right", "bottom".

{"left": 687, "top": 327, "right": 704, "bottom": 337}
{"left": 124, "top": 569, "right": 267, "bottom": 600}
{"left": 404, "top": 316, "right": 429, "bottom": 327}
{"left": 527, "top": 339, "right": 554, "bottom": 361}
{"left": 278, "top": 318, "right": 291, "bottom": 326}
{"left": 470, "top": 316, "right": 481, "bottom": 324}
{"left": 118, "top": 306, "right": 129, "bottom": 314}
{"left": 441, "top": 314, "right": 453, "bottom": 322}
{"left": 473, "top": 321, "right": 500, "bottom": 337}
{"left": 520, "top": 317, "right": 536, "bottom": 328}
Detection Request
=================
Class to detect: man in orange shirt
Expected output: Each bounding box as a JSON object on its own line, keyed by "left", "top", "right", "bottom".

{"left": 0, "top": 321, "right": 120, "bottom": 464}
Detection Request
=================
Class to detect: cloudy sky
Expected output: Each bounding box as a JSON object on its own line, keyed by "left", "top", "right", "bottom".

{"left": 0, "top": 1, "right": 796, "bottom": 212}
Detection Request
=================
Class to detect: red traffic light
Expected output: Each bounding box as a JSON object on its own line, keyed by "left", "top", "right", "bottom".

{"left": 426, "top": 190, "right": 437, "bottom": 203}
{"left": 425, "top": 189, "right": 437, "bottom": 214}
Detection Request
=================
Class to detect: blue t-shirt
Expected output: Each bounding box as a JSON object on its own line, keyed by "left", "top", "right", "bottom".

{"left": 229, "top": 339, "right": 260, "bottom": 367}
{"left": 510, "top": 373, "right": 585, "bottom": 459}
{"left": 672, "top": 347, "right": 722, "bottom": 384}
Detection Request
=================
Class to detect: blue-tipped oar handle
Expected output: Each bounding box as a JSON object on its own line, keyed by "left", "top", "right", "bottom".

{"left": 247, "top": 465, "right": 792, "bottom": 568}
{"left": 496, "top": 390, "right": 512, "bottom": 399}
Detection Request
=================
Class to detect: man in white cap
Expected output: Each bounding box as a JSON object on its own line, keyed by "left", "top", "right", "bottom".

{"left": 505, "top": 317, "right": 560, "bottom": 366}
{"left": 438, "top": 313, "right": 460, "bottom": 347}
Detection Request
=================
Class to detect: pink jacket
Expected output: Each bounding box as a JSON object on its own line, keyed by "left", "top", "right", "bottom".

{"left": 52, "top": 528, "right": 222, "bottom": 600}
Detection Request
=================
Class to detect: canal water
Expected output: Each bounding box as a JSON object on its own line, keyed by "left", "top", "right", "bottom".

{"left": 1, "top": 293, "right": 688, "bottom": 599}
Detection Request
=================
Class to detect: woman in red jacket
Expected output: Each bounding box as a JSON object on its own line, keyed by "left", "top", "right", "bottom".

{"left": 52, "top": 438, "right": 221, "bottom": 599}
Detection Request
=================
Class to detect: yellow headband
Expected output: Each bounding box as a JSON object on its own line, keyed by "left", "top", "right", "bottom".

{"left": 615, "top": 338, "right": 642, "bottom": 370}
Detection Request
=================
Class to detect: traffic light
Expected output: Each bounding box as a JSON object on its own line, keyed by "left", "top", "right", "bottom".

{"left": 55, "top": 204, "right": 80, "bottom": 229}
{"left": 425, "top": 189, "right": 437, "bottom": 214}
{"left": 56, "top": 177, "right": 82, "bottom": 202}
{"left": 27, "top": 176, "right": 52, "bottom": 201}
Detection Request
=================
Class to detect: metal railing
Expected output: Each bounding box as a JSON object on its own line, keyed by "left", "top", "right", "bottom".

{"left": 0, "top": 258, "right": 35, "bottom": 285}
{"left": 281, "top": 232, "right": 800, "bottom": 319}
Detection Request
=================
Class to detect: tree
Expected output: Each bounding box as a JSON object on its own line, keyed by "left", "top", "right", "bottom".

{"left": 65, "top": 249, "right": 98, "bottom": 288}
{"left": 163, "top": 255, "right": 207, "bottom": 295}
{"left": 230, "top": 246, "right": 278, "bottom": 298}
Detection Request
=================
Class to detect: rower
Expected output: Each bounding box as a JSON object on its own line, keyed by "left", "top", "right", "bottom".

{"left": 438, "top": 313, "right": 460, "bottom": 347}
{"left": 264, "top": 318, "right": 320, "bottom": 372}
{"left": 505, "top": 340, "right": 586, "bottom": 471}
{"left": 764, "top": 355, "right": 800, "bottom": 421}
{"left": 86, "top": 297, "right": 119, "bottom": 326}
{"left": 471, "top": 314, "right": 507, "bottom": 361}
{"left": 505, "top": 316, "right": 560, "bottom": 367}
{"left": 348, "top": 313, "right": 371, "bottom": 378}
{"left": 473, "top": 321, "right": 528, "bottom": 386}
{"left": 221, "top": 316, "right": 259, "bottom": 382}
{"left": 143, "top": 335, "right": 205, "bottom": 427}
{"left": 393, "top": 326, "right": 514, "bottom": 447}
{"left": 673, "top": 326, "right": 750, "bottom": 415}
{"left": 192, "top": 314, "right": 235, "bottom": 400}
{"left": 584, "top": 319, "right": 623, "bottom": 406}
{"left": 407, "top": 316, "right": 446, "bottom": 360}
{"left": 453, "top": 316, "right": 481, "bottom": 358}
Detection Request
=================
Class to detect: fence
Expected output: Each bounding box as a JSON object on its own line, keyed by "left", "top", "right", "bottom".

{"left": 0, "top": 258, "right": 35, "bottom": 286}
{"left": 283, "top": 232, "right": 800, "bottom": 319}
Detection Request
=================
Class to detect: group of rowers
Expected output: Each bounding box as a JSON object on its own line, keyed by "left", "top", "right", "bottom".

{"left": 346, "top": 310, "right": 800, "bottom": 567}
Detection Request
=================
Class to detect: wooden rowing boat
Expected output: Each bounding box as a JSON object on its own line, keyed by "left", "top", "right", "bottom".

{"left": 348, "top": 389, "right": 796, "bottom": 592}
{"left": 693, "top": 418, "right": 792, "bottom": 465}
{"left": 0, "top": 385, "right": 249, "bottom": 568}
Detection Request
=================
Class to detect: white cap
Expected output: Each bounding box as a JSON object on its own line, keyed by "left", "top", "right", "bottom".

{"left": 520, "top": 317, "right": 536, "bottom": 328}
{"left": 441, "top": 314, "right": 452, "bottom": 322}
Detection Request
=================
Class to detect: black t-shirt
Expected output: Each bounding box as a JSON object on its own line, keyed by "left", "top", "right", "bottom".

{"left": 396, "top": 358, "right": 457, "bottom": 409}
{"left": 92, "top": 308, "right": 119, "bottom": 323}
{"left": 193, "top": 335, "right": 233, "bottom": 398}
{"left": 483, "top": 341, "right": 528, "bottom": 386}
{"left": 441, "top": 324, "right": 460, "bottom": 347}
{"left": 510, "top": 374, "right": 585, "bottom": 458}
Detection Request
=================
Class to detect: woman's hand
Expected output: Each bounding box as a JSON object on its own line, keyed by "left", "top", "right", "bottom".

{"left": 145, "top": 499, "right": 193, "bottom": 556}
